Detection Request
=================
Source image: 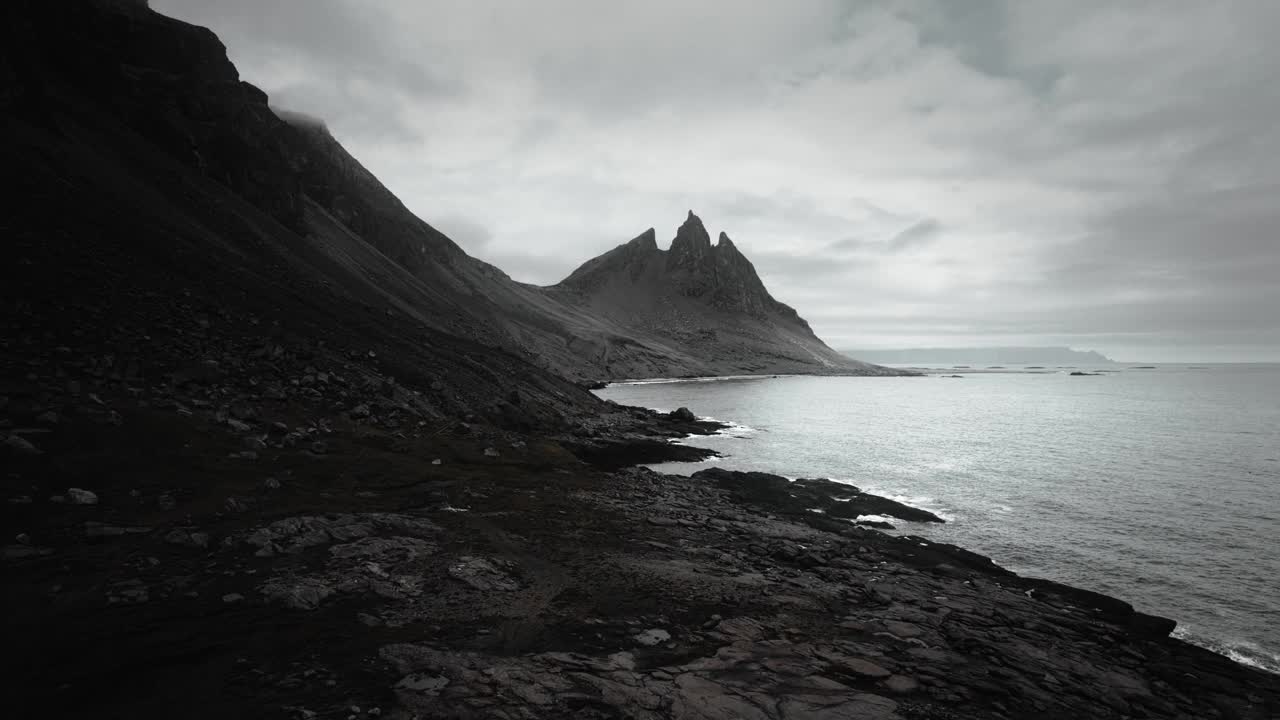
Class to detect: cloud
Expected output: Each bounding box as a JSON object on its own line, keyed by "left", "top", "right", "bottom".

{"left": 150, "top": 0, "right": 1280, "bottom": 361}
{"left": 886, "top": 218, "right": 941, "bottom": 251}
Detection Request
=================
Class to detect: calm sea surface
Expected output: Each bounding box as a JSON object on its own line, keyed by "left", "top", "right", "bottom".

{"left": 598, "top": 364, "right": 1280, "bottom": 673}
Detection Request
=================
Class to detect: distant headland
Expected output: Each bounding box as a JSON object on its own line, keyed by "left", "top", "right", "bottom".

{"left": 842, "top": 346, "right": 1115, "bottom": 365}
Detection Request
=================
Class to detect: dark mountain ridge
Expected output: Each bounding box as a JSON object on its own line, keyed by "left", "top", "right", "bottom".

{"left": 3, "top": 0, "right": 896, "bottom": 386}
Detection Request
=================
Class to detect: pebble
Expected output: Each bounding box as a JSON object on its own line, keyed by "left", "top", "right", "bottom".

{"left": 4, "top": 434, "right": 42, "bottom": 456}
{"left": 633, "top": 628, "right": 671, "bottom": 647}
{"left": 67, "top": 488, "right": 99, "bottom": 505}
{"left": 884, "top": 675, "right": 919, "bottom": 694}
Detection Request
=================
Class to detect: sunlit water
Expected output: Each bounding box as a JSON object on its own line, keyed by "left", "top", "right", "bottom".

{"left": 598, "top": 364, "right": 1280, "bottom": 673}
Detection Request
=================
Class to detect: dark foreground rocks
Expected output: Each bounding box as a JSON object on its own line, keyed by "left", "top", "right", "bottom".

{"left": 4, "top": 394, "right": 1279, "bottom": 719}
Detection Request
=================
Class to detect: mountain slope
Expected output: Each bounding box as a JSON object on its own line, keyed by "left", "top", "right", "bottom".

{"left": 547, "top": 213, "right": 896, "bottom": 378}
{"left": 1, "top": 0, "right": 895, "bottom": 385}
{"left": 1, "top": 0, "right": 604, "bottom": 430}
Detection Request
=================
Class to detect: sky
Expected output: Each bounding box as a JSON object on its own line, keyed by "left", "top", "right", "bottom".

{"left": 152, "top": 0, "right": 1280, "bottom": 362}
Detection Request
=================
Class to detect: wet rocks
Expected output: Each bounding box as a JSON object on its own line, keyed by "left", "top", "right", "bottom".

{"left": 691, "top": 468, "right": 944, "bottom": 524}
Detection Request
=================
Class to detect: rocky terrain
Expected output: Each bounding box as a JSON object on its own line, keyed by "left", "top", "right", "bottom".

{"left": 4, "top": 2, "right": 1280, "bottom": 718}
{"left": 5, "top": 383, "right": 1279, "bottom": 718}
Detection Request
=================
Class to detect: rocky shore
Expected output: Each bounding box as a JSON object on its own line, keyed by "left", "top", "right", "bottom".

{"left": 3, "top": 3, "right": 1278, "bottom": 716}
{"left": 5, "top": 373, "right": 1279, "bottom": 719}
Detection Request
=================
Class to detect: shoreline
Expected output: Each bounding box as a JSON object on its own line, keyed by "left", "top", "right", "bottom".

{"left": 606, "top": 381, "right": 1280, "bottom": 676}
{"left": 648, "top": 403, "right": 1280, "bottom": 679}
{"left": 4, "top": 383, "right": 1279, "bottom": 718}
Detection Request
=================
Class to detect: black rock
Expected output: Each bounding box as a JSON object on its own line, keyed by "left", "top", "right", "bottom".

{"left": 668, "top": 407, "right": 697, "bottom": 422}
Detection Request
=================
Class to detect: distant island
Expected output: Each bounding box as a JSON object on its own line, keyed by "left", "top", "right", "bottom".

{"left": 842, "top": 346, "right": 1116, "bottom": 365}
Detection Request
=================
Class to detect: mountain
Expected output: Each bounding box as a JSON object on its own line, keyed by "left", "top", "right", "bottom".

{"left": 546, "top": 214, "right": 895, "bottom": 378}
{"left": 1, "top": 0, "right": 893, "bottom": 395}
{"left": 841, "top": 346, "right": 1116, "bottom": 366}
{"left": 0, "top": 0, "right": 619, "bottom": 433}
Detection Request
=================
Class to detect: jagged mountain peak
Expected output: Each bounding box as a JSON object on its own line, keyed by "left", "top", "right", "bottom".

{"left": 668, "top": 211, "right": 713, "bottom": 270}
{"left": 546, "top": 212, "right": 880, "bottom": 374}
{"left": 558, "top": 214, "right": 786, "bottom": 317}
{"left": 629, "top": 227, "right": 658, "bottom": 250}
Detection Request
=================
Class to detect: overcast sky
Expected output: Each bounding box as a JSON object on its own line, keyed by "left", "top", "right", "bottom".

{"left": 153, "top": 0, "right": 1280, "bottom": 362}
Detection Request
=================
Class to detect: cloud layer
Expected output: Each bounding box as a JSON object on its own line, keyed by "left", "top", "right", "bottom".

{"left": 154, "top": 0, "right": 1280, "bottom": 361}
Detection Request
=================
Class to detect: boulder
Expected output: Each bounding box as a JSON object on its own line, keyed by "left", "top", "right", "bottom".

{"left": 67, "top": 488, "right": 99, "bottom": 505}
{"left": 4, "top": 435, "right": 42, "bottom": 456}
{"left": 669, "top": 407, "right": 697, "bottom": 422}
{"left": 633, "top": 628, "right": 672, "bottom": 646}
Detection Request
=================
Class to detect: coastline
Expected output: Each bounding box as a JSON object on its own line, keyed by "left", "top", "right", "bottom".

{"left": 4, "top": 385, "right": 1278, "bottom": 718}
{"left": 608, "top": 388, "right": 1280, "bottom": 679}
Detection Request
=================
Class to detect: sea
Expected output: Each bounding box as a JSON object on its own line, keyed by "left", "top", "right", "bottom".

{"left": 597, "top": 363, "right": 1280, "bottom": 674}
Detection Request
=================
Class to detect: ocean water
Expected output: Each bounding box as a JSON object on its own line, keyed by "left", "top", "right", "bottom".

{"left": 597, "top": 364, "right": 1280, "bottom": 673}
